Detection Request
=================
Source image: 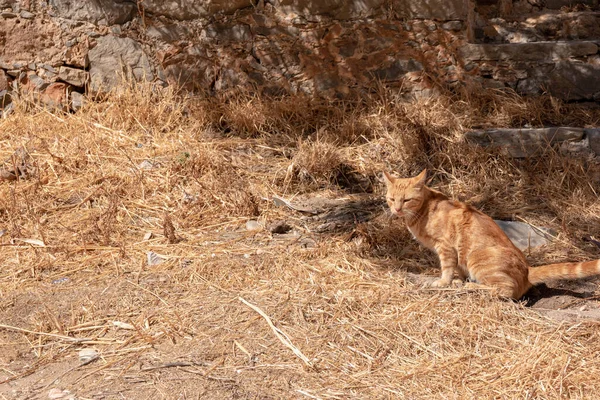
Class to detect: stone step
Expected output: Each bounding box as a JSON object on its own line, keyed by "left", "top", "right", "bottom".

{"left": 459, "top": 40, "right": 598, "bottom": 61}
{"left": 460, "top": 41, "right": 600, "bottom": 100}
{"left": 487, "top": 11, "right": 600, "bottom": 43}
{"left": 545, "top": 0, "right": 599, "bottom": 10}
{"left": 465, "top": 127, "right": 600, "bottom": 158}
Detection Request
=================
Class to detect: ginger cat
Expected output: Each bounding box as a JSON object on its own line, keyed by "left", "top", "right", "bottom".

{"left": 383, "top": 169, "right": 600, "bottom": 299}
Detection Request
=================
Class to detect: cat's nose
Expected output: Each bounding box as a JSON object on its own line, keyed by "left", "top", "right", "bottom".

{"left": 395, "top": 207, "right": 402, "bottom": 213}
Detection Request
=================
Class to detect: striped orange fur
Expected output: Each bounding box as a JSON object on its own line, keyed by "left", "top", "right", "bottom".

{"left": 383, "top": 169, "right": 600, "bottom": 299}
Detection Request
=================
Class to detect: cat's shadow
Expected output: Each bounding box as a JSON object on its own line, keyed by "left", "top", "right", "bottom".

{"left": 522, "top": 283, "right": 597, "bottom": 307}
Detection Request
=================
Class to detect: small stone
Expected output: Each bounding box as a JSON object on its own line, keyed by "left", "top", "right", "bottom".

{"left": 147, "top": 251, "right": 164, "bottom": 266}
{"left": 78, "top": 348, "right": 99, "bottom": 363}
{"left": 138, "top": 160, "right": 157, "bottom": 170}
{"left": 246, "top": 220, "right": 262, "bottom": 231}
{"left": 52, "top": 277, "right": 69, "bottom": 284}
{"left": 463, "top": 63, "right": 476, "bottom": 72}
{"left": 1, "top": 12, "right": 17, "bottom": 18}
{"left": 19, "top": 10, "right": 35, "bottom": 19}
{"left": 69, "top": 91, "right": 85, "bottom": 112}
{"left": 425, "top": 22, "right": 437, "bottom": 31}
{"left": 47, "top": 388, "right": 72, "bottom": 399}
{"left": 58, "top": 66, "right": 89, "bottom": 87}
{"left": 442, "top": 21, "right": 463, "bottom": 31}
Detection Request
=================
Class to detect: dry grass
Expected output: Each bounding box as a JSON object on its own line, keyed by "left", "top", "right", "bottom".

{"left": 0, "top": 83, "right": 600, "bottom": 399}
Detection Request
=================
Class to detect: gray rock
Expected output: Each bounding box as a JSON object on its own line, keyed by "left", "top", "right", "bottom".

{"left": 25, "top": 73, "right": 49, "bottom": 91}
{"left": 442, "top": 21, "right": 463, "bottom": 31}
{"left": 141, "top": 0, "right": 252, "bottom": 20}
{"left": 466, "top": 127, "right": 584, "bottom": 158}
{"left": 586, "top": 128, "right": 600, "bottom": 155}
{"left": 394, "top": 0, "right": 469, "bottom": 20}
{"left": 88, "top": 35, "right": 153, "bottom": 92}
{"left": 70, "top": 91, "right": 85, "bottom": 112}
{"left": 58, "top": 66, "right": 89, "bottom": 87}
{"left": 545, "top": 61, "right": 600, "bottom": 101}
{"left": 49, "top": 0, "right": 136, "bottom": 25}
{"left": 459, "top": 41, "right": 598, "bottom": 62}
{"left": 246, "top": 220, "right": 262, "bottom": 231}
{"left": 494, "top": 220, "right": 552, "bottom": 251}
{"left": 146, "top": 251, "right": 164, "bottom": 266}
{"left": 19, "top": 10, "right": 34, "bottom": 19}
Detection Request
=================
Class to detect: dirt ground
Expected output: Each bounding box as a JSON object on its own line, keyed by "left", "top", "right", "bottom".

{"left": 1, "top": 87, "right": 600, "bottom": 399}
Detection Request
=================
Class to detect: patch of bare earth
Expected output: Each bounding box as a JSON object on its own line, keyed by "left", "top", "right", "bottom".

{"left": 1, "top": 85, "right": 600, "bottom": 399}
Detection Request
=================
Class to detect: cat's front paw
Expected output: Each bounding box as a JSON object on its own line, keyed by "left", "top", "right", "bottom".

{"left": 451, "top": 279, "right": 464, "bottom": 287}
{"left": 430, "top": 279, "right": 451, "bottom": 288}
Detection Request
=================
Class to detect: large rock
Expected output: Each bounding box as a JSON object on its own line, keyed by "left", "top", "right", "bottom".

{"left": 49, "top": 0, "right": 136, "bottom": 25}
{"left": 466, "top": 127, "right": 584, "bottom": 158}
{"left": 88, "top": 35, "right": 153, "bottom": 92}
{"left": 393, "top": 0, "right": 469, "bottom": 20}
{"left": 494, "top": 220, "right": 552, "bottom": 251}
{"left": 545, "top": 61, "right": 600, "bottom": 101}
{"left": 460, "top": 41, "right": 599, "bottom": 62}
{"left": 140, "top": 0, "right": 252, "bottom": 20}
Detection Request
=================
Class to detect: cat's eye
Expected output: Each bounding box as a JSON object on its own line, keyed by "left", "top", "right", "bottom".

{"left": 387, "top": 197, "right": 395, "bottom": 202}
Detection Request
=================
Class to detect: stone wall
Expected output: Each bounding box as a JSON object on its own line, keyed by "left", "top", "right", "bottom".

{"left": 0, "top": 0, "right": 598, "bottom": 113}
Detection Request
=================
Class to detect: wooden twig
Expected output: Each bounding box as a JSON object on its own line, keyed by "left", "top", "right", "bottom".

{"left": 239, "top": 297, "right": 313, "bottom": 368}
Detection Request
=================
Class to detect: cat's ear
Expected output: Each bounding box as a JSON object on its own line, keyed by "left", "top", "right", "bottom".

{"left": 413, "top": 169, "right": 427, "bottom": 187}
{"left": 382, "top": 171, "right": 394, "bottom": 186}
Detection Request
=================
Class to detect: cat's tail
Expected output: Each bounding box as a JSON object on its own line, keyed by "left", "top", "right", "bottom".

{"left": 528, "top": 260, "right": 600, "bottom": 285}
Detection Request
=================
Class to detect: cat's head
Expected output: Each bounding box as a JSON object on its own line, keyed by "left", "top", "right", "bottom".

{"left": 383, "top": 169, "right": 427, "bottom": 218}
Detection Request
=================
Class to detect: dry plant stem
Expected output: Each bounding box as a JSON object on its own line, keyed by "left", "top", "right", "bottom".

{"left": 239, "top": 297, "right": 313, "bottom": 368}
{"left": 0, "top": 323, "right": 94, "bottom": 343}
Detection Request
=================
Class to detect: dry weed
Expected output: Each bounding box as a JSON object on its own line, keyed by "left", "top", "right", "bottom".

{"left": 0, "top": 82, "right": 599, "bottom": 399}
